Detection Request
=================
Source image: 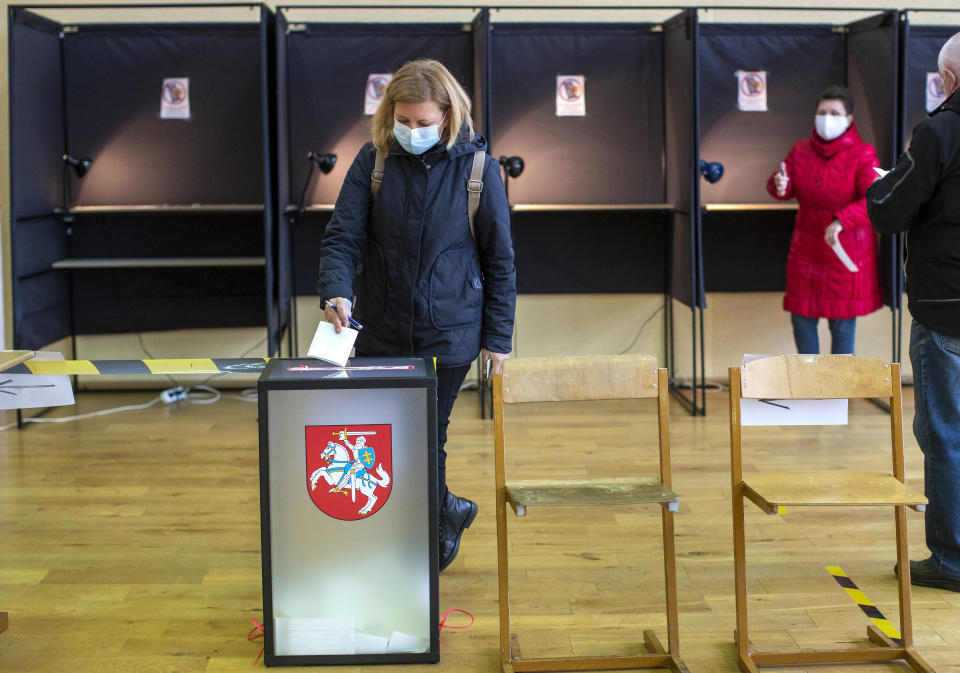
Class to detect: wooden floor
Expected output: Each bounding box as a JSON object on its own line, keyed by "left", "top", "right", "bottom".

{"left": 1, "top": 386, "right": 958, "bottom": 673}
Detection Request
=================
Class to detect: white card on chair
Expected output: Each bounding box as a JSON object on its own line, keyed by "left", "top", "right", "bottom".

{"left": 740, "top": 354, "right": 848, "bottom": 426}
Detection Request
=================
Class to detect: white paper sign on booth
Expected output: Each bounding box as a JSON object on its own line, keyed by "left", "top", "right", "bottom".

{"left": 0, "top": 351, "right": 74, "bottom": 411}
{"left": 160, "top": 77, "right": 191, "bottom": 119}
{"left": 556, "top": 75, "right": 586, "bottom": 116}
{"left": 926, "top": 72, "right": 946, "bottom": 113}
{"left": 736, "top": 70, "right": 768, "bottom": 111}
{"left": 364, "top": 73, "right": 393, "bottom": 115}
{"left": 739, "top": 354, "right": 848, "bottom": 426}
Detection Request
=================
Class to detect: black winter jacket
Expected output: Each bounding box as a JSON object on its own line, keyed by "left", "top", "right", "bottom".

{"left": 317, "top": 128, "right": 516, "bottom": 367}
{"left": 867, "top": 89, "right": 960, "bottom": 336}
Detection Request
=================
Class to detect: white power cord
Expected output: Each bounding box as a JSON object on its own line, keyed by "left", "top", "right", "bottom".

{"left": 0, "top": 395, "right": 164, "bottom": 431}
{"left": 0, "top": 384, "right": 257, "bottom": 431}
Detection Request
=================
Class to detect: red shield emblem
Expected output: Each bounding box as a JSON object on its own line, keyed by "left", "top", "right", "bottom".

{"left": 305, "top": 424, "right": 393, "bottom": 520}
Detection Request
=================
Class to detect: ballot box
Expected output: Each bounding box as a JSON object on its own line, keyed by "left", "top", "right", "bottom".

{"left": 257, "top": 357, "right": 439, "bottom": 666}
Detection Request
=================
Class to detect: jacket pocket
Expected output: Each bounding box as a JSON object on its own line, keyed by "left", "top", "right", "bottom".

{"left": 429, "top": 247, "right": 483, "bottom": 330}
{"left": 356, "top": 242, "right": 386, "bottom": 320}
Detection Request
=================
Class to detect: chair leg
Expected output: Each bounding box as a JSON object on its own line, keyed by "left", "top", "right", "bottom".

{"left": 661, "top": 504, "right": 680, "bottom": 653}
{"left": 732, "top": 484, "right": 752, "bottom": 667}
{"left": 496, "top": 490, "right": 511, "bottom": 668}
{"left": 894, "top": 504, "right": 914, "bottom": 649}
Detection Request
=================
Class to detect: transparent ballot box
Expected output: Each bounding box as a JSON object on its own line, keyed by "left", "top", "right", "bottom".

{"left": 257, "top": 358, "right": 439, "bottom": 666}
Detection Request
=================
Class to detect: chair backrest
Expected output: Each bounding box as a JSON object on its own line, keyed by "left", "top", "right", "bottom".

{"left": 500, "top": 354, "right": 659, "bottom": 404}
{"left": 729, "top": 354, "right": 904, "bottom": 483}
{"left": 494, "top": 354, "right": 671, "bottom": 488}
{"left": 739, "top": 355, "right": 894, "bottom": 400}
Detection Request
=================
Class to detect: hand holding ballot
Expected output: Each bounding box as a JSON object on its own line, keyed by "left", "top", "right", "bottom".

{"left": 323, "top": 297, "right": 362, "bottom": 334}
{"left": 824, "top": 220, "right": 843, "bottom": 246}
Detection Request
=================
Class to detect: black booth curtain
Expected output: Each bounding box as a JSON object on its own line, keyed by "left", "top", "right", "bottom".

{"left": 847, "top": 12, "right": 900, "bottom": 310}
{"left": 902, "top": 24, "right": 957, "bottom": 143}
{"left": 487, "top": 21, "right": 675, "bottom": 297}
{"left": 489, "top": 23, "right": 665, "bottom": 206}
{"left": 663, "top": 9, "right": 703, "bottom": 309}
{"left": 698, "top": 24, "right": 845, "bottom": 206}
{"left": 281, "top": 19, "right": 474, "bottom": 295}
{"left": 62, "top": 24, "right": 264, "bottom": 205}
{"left": 9, "top": 8, "right": 277, "bottom": 351}
{"left": 10, "top": 9, "right": 71, "bottom": 349}
{"left": 698, "top": 17, "right": 901, "bottom": 311}
{"left": 284, "top": 22, "right": 474, "bottom": 207}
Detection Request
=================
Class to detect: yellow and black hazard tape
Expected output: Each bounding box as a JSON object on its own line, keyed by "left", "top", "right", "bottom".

{"left": 6, "top": 358, "right": 270, "bottom": 376}
{"left": 826, "top": 565, "right": 902, "bottom": 644}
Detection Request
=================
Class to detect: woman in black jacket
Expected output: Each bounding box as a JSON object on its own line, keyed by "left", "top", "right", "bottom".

{"left": 318, "top": 59, "right": 516, "bottom": 571}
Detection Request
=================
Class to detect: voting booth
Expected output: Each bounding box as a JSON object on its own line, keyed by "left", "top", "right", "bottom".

{"left": 275, "top": 5, "right": 484, "bottom": 352}
{"left": 696, "top": 8, "right": 903, "bottom": 361}
{"left": 8, "top": 4, "right": 284, "bottom": 355}
{"left": 257, "top": 357, "right": 439, "bottom": 666}
{"left": 485, "top": 7, "right": 703, "bottom": 413}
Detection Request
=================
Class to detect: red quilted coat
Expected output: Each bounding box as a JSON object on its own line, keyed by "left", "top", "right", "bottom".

{"left": 766, "top": 123, "right": 883, "bottom": 319}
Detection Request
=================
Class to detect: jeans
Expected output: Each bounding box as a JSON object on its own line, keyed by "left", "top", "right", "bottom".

{"left": 790, "top": 314, "right": 857, "bottom": 354}
{"left": 437, "top": 365, "right": 471, "bottom": 505}
{"left": 910, "top": 320, "right": 960, "bottom": 579}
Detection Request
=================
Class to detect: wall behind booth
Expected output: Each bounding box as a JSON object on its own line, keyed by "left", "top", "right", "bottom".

{"left": 2, "top": 0, "right": 957, "bottom": 386}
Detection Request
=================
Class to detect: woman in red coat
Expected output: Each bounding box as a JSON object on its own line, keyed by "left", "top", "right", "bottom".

{"left": 766, "top": 85, "right": 883, "bottom": 354}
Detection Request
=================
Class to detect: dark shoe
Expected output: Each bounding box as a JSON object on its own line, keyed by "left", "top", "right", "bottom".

{"left": 895, "top": 557, "right": 960, "bottom": 592}
{"left": 439, "top": 492, "right": 478, "bottom": 572}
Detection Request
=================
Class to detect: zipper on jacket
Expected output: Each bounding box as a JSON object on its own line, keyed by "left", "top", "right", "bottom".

{"left": 409, "top": 155, "right": 430, "bottom": 355}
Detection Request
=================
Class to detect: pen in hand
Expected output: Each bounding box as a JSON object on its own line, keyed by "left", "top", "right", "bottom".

{"left": 326, "top": 302, "right": 364, "bottom": 331}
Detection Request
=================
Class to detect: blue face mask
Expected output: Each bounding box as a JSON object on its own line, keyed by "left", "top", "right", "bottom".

{"left": 393, "top": 115, "right": 445, "bottom": 155}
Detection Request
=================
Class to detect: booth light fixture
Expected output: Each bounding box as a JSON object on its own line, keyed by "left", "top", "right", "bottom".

{"left": 308, "top": 151, "right": 337, "bottom": 175}
{"left": 498, "top": 155, "right": 525, "bottom": 206}
{"left": 699, "top": 159, "right": 724, "bottom": 184}
{"left": 498, "top": 155, "right": 525, "bottom": 179}
{"left": 62, "top": 154, "right": 92, "bottom": 178}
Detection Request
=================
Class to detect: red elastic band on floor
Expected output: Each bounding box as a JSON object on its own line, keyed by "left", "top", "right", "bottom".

{"left": 248, "top": 617, "right": 264, "bottom": 665}
{"left": 439, "top": 608, "right": 474, "bottom": 643}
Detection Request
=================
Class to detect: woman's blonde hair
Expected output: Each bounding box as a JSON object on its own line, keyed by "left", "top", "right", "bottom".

{"left": 372, "top": 59, "right": 474, "bottom": 156}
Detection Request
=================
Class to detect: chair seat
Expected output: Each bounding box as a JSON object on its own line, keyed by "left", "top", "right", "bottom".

{"left": 743, "top": 470, "right": 927, "bottom": 509}
{"left": 505, "top": 476, "right": 678, "bottom": 507}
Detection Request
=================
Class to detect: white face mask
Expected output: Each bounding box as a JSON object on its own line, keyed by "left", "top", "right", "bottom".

{"left": 815, "top": 114, "right": 849, "bottom": 141}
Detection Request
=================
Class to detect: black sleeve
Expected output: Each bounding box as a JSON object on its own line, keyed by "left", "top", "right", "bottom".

{"left": 867, "top": 123, "right": 942, "bottom": 235}
{"left": 474, "top": 155, "right": 517, "bottom": 354}
{"left": 316, "top": 148, "right": 374, "bottom": 301}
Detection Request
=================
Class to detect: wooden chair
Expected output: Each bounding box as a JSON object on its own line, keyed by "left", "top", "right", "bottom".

{"left": 493, "top": 355, "right": 688, "bottom": 673}
{"left": 729, "top": 355, "right": 933, "bottom": 673}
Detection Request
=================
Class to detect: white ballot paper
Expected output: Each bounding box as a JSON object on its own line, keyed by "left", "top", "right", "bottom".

{"left": 740, "top": 355, "right": 848, "bottom": 426}
{"left": 386, "top": 630, "right": 429, "bottom": 654}
{"left": 830, "top": 237, "right": 859, "bottom": 273}
{"left": 274, "top": 617, "right": 355, "bottom": 655}
{"left": 0, "top": 351, "right": 74, "bottom": 410}
{"left": 307, "top": 321, "right": 358, "bottom": 367}
{"left": 873, "top": 167, "right": 889, "bottom": 178}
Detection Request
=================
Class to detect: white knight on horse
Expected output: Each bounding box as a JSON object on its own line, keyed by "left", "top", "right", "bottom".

{"left": 309, "top": 430, "right": 390, "bottom": 516}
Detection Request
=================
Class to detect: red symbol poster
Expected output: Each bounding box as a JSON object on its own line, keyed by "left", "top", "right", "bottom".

{"left": 306, "top": 424, "right": 393, "bottom": 520}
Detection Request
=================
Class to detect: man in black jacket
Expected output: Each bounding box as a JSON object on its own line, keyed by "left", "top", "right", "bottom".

{"left": 867, "top": 32, "right": 960, "bottom": 592}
